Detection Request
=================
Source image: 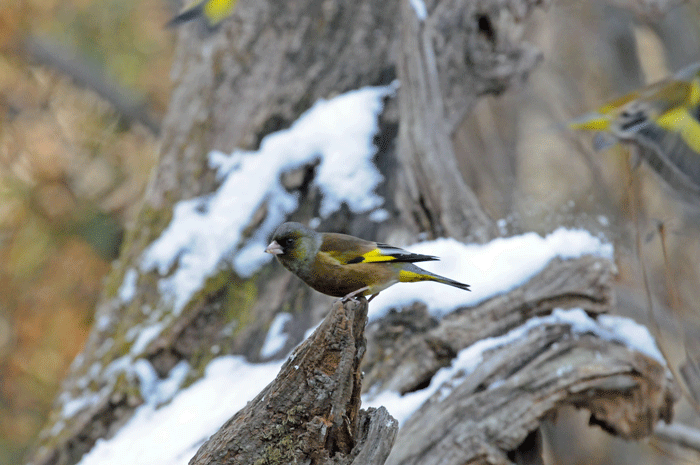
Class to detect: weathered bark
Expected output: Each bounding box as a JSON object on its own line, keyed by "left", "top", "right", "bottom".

{"left": 181, "top": 253, "right": 677, "bottom": 465}
{"left": 25, "top": 0, "right": 685, "bottom": 464}
{"left": 680, "top": 333, "right": 700, "bottom": 406}
{"left": 189, "top": 298, "right": 398, "bottom": 465}
{"left": 386, "top": 323, "right": 676, "bottom": 465}
{"left": 27, "top": 2, "right": 403, "bottom": 463}
{"left": 395, "top": 0, "right": 544, "bottom": 242}
{"left": 189, "top": 253, "right": 676, "bottom": 465}
{"left": 156, "top": 0, "right": 401, "bottom": 206}
{"left": 654, "top": 422, "right": 700, "bottom": 453}
{"left": 357, "top": 252, "right": 679, "bottom": 464}
{"left": 363, "top": 255, "right": 614, "bottom": 395}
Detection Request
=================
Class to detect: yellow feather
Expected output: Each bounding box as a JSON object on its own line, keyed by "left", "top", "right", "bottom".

{"left": 568, "top": 113, "right": 610, "bottom": 131}
{"left": 360, "top": 249, "right": 397, "bottom": 263}
{"left": 169, "top": 0, "right": 238, "bottom": 30}
{"left": 398, "top": 269, "right": 430, "bottom": 283}
{"left": 656, "top": 107, "right": 700, "bottom": 155}
{"left": 688, "top": 78, "right": 700, "bottom": 106}
{"left": 568, "top": 64, "right": 700, "bottom": 199}
{"left": 203, "top": 0, "right": 238, "bottom": 26}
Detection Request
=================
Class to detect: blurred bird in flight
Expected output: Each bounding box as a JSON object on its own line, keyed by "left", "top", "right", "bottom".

{"left": 569, "top": 62, "right": 700, "bottom": 201}
{"left": 167, "top": 0, "right": 238, "bottom": 33}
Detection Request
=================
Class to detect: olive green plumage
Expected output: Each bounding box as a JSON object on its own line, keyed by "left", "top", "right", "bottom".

{"left": 265, "top": 222, "right": 470, "bottom": 301}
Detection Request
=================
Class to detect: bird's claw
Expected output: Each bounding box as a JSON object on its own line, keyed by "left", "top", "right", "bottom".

{"left": 341, "top": 286, "right": 370, "bottom": 303}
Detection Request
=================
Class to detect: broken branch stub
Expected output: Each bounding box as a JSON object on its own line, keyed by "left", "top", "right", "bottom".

{"left": 384, "top": 320, "right": 677, "bottom": 465}
{"left": 189, "top": 298, "right": 398, "bottom": 465}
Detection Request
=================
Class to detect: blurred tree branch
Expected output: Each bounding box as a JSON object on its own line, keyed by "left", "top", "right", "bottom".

{"left": 24, "top": 0, "right": 689, "bottom": 464}
{"left": 23, "top": 35, "right": 160, "bottom": 134}
{"left": 654, "top": 422, "right": 700, "bottom": 454}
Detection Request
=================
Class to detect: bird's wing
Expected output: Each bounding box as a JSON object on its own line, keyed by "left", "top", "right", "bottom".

{"left": 167, "top": 0, "right": 237, "bottom": 29}
{"left": 631, "top": 122, "right": 700, "bottom": 198}
{"left": 167, "top": 0, "right": 206, "bottom": 27}
{"left": 569, "top": 79, "right": 694, "bottom": 133}
{"left": 604, "top": 80, "right": 700, "bottom": 198}
{"left": 371, "top": 243, "right": 439, "bottom": 263}
{"left": 319, "top": 233, "right": 438, "bottom": 265}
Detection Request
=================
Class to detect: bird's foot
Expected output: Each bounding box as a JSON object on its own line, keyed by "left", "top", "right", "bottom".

{"left": 341, "top": 286, "right": 370, "bottom": 303}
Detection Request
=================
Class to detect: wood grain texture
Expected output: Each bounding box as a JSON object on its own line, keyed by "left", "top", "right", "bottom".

{"left": 363, "top": 255, "right": 614, "bottom": 394}
{"left": 25, "top": 0, "right": 688, "bottom": 464}
{"left": 189, "top": 298, "right": 398, "bottom": 465}
{"left": 394, "top": 0, "right": 544, "bottom": 242}
{"left": 386, "top": 325, "right": 676, "bottom": 465}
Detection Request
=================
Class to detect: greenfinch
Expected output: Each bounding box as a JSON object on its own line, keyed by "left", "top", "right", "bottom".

{"left": 265, "top": 222, "right": 470, "bottom": 301}
{"left": 569, "top": 62, "right": 700, "bottom": 199}
{"left": 167, "top": 0, "right": 238, "bottom": 31}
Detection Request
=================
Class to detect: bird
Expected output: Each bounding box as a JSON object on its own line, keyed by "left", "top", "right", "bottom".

{"left": 167, "top": 0, "right": 238, "bottom": 32}
{"left": 265, "top": 222, "right": 470, "bottom": 302}
{"left": 568, "top": 62, "right": 700, "bottom": 201}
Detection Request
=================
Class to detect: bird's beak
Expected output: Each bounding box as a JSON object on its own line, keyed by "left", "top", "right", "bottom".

{"left": 265, "top": 240, "right": 283, "bottom": 255}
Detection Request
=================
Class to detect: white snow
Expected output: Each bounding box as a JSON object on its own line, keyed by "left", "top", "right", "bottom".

{"left": 96, "top": 315, "right": 111, "bottom": 331}
{"left": 139, "top": 84, "right": 396, "bottom": 315}
{"left": 76, "top": 357, "right": 282, "bottom": 465}
{"left": 409, "top": 0, "right": 428, "bottom": 20}
{"left": 367, "top": 227, "right": 613, "bottom": 320}
{"left": 594, "top": 314, "right": 664, "bottom": 362}
{"left": 68, "top": 85, "right": 668, "bottom": 465}
{"left": 61, "top": 391, "right": 104, "bottom": 419}
{"left": 368, "top": 208, "right": 390, "bottom": 222}
{"left": 260, "top": 313, "right": 293, "bottom": 359}
{"left": 362, "top": 308, "right": 664, "bottom": 425}
{"left": 118, "top": 268, "right": 138, "bottom": 303}
{"left": 130, "top": 323, "right": 164, "bottom": 355}
{"left": 68, "top": 228, "right": 663, "bottom": 465}
{"left": 134, "top": 359, "right": 190, "bottom": 406}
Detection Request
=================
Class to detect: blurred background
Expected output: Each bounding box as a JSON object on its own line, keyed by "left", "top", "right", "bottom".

{"left": 1, "top": 0, "right": 700, "bottom": 464}
{"left": 0, "top": 1, "right": 172, "bottom": 462}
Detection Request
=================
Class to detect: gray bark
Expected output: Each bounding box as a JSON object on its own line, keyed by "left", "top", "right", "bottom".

{"left": 189, "top": 298, "right": 398, "bottom": 465}
{"left": 25, "top": 1, "right": 682, "bottom": 465}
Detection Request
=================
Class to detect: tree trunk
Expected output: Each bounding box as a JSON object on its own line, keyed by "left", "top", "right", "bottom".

{"left": 189, "top": 298, "right": 398, "bottom": 465}
{"left": 26, "top": 1, "right": 681, "bottom": 465}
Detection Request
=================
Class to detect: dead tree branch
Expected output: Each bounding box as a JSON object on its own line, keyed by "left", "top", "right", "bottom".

{"left": 189, "top": 298, "right": 398, "bottom": 465}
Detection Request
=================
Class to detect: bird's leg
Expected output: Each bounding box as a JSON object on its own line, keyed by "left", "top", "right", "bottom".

{"left": 367, "top": 292, "right": 380, "bottom": 302}
{"left": 341, "top": 286, "right": 370, "bottom": 302}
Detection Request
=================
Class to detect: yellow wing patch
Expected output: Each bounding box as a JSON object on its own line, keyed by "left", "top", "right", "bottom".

{"left": 569, "top": 113, "right": 611, "bottom": 131}
{"left": 322, "top": 248, "right": 395, "bottom": 265}
{"left": 656, "top": 107, "right": 700, "bottom": 155}
{"left": 689, "top": 78, "right": 700, "bottom": 107}
{"left": 203, "top": 0, "right": 237, "bottom": 26}
{"left": 359, "top": 249, "right": 398, "bottom": 263}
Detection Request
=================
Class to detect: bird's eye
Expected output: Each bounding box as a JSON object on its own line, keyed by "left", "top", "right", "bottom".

{"left": 278, "top": 237, "right": 291, "bottom": 247}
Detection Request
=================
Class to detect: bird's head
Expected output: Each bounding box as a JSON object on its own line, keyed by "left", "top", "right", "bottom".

{"left": 265, "top": 222, "right": 320, "bottom": 275}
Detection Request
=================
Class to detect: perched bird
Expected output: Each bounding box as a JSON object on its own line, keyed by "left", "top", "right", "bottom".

{"left": 265, "top": 222, "right": 470, "bottom": 301}
{"left": 167, "top": 0, "right": 238, "bottom": 32}
{"left": 569, "top": 62, "right": 700, "bottom": 201}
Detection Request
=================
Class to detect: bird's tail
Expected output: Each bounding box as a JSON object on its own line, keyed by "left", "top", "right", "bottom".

{"left": 430, "top": 275, "right": 471, "bottom": 291}
{"left": 398, "top": 264, "right": 470, "bottom": 291}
